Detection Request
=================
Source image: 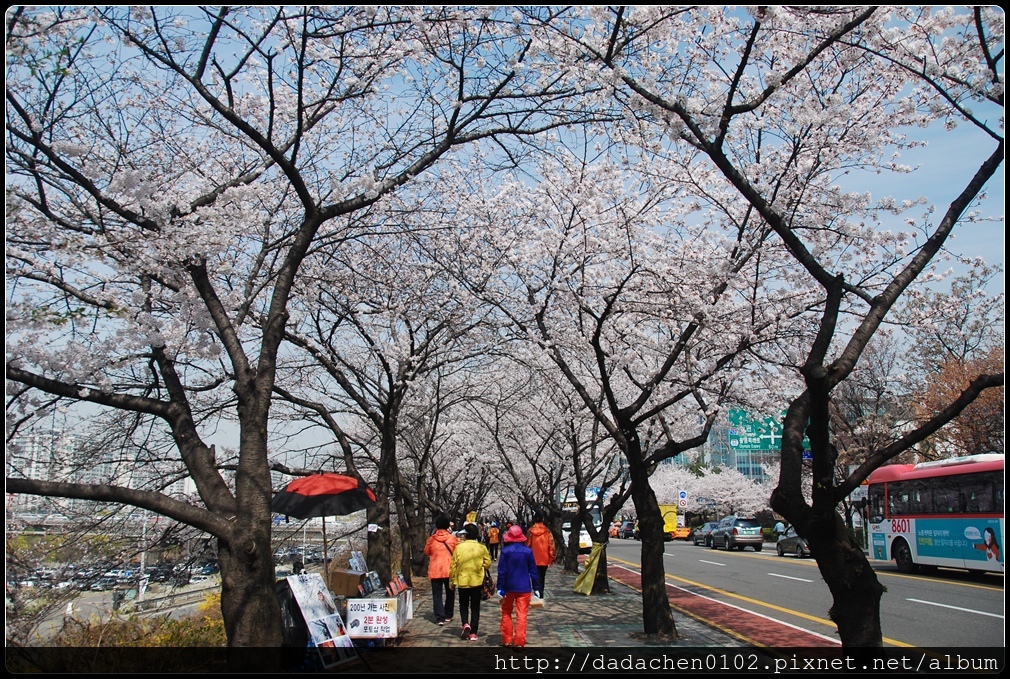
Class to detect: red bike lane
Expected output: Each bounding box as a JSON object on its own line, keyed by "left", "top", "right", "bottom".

{"left": 607, "top": 563, "right": 839, "bottom": 648}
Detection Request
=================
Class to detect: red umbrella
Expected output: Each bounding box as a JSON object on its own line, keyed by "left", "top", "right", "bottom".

{"left": 272, "top": 474, "right": 377, "bottom": 568}
{"left": 271, "top": 473, "right": 377, "bottom": 519}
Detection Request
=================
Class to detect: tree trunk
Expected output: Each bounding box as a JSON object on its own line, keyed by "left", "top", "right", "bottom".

{"left": 556, "top": 515, "right": 579, "bottom": 573}
{"left": 591, "top": 546, "right": 610, "bottom": 594}
{"left": 392, "top": 486, "right": 428, "bottom": 586}
{"left": 365, "top": 489, "right": 393, "bottom": 584}
{"left": 563, "top": 528, "right": 581, "bottom": 572}
{"left": 408, "top": 522, "right": 428, "bottom": 581}
{"left": 217, "top": 533, "right": 282, "bottom": 650}
{"left": 809, "top": 514, "right": 885, "bottom": 647}
{"left": 365, "top": 415, "right": 401, "bottom": 584}
{"left": 217, "top": 392, "right": 283, "bottom": 652}
{"left": 628, "top": 447, "right": 677, "bottom": 637}
{"left": 406, "top": 500, "right": 428, "bottom": 580}
{"left": 562, "top": 546, "right": 580, "bottom": 573}
{"left": 775, "top": 394, "right": 885, "bottom": 648}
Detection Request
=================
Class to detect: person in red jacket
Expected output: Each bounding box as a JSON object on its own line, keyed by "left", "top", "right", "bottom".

{"left": 424, "top": 515, "right": 458, "bottom": 625}
{"left": 524, "top": 512, "right": 555, "bottom": 598}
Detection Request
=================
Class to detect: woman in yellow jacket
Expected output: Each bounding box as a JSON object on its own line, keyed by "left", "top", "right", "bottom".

{"left": 449, "top": 523, "right": 492, "bottom": 641}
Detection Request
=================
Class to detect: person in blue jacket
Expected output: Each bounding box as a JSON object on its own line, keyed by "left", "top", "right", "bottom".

{"left": 496, "top": 524, "right": 539, "bottom": 647}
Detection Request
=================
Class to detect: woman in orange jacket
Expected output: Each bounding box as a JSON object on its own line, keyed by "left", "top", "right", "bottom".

{"left": 487, "top": 522, "right": 501, "bottom": 560}
{"left": 524, "top": 512, "right": 555, "bottom": 598}
{"left": 424, "top": 515, "right": 458, "bottom": 625}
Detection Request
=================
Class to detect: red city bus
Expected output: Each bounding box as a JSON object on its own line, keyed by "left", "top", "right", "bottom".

{"left": 866, "top": 453, "right": 1004, "bottom": 574}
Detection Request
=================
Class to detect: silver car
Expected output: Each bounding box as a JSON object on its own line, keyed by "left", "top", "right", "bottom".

{"left": 709, "top": 516, "right": 764, "bottom": 552}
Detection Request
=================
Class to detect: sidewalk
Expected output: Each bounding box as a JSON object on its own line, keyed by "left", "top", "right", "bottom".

{"left": 395, "top": 559, "right": 833, "bottom": 649}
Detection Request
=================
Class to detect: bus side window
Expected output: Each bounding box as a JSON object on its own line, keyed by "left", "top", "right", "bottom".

{"left": 965, "top": 482, "right": 981, "bottom": 513}
{"left": 908, "top": 479, "right": 930, "bottom": 514}
{"left": 985, "top": 470, "right": 1002, "bottom": 513}
{"left": 889, "top": 481, "right": 909, "bottom": 516}
{"left": 963, "top": 471, "right": 998, "bottom": 513}
{"left": 934, "top": 477, "right": 960, "bottom": 514}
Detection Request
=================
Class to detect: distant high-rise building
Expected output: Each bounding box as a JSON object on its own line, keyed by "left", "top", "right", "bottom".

{"left": 6, "top": 428, "right": 200, "bottom": 513}
{"left": 7, "top": 430, "right": 83, "bottom": 512}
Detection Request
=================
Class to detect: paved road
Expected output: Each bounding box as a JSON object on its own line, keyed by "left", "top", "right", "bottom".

{"left": 607, "top": 537, "right": 1004, "bottom": 648}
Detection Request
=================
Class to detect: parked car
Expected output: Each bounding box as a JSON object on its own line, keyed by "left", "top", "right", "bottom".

{"left": 691, "top": 521, "right": 720, "bottom": 547}
{"left": 148, "top": 566, "right": 173, "bottom": 583}
{"left": 709, "top": 516, "right": 764, "bottom": 552}
{"left": 618, "top": 520, "right": 637, "bottom": 539}
{"left": 775, "top": 525, "right": 811, "bottom": 558}
{"left": 90, "top": 577, "right": 118, "bottom": 591}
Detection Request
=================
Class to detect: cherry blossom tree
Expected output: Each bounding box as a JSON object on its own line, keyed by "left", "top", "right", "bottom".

{"left": 428, "top": 136, "right": 795, "bottom": 635}
{"left": 270, "top": 221, "right": 500, "bottom": 584}
{"left": 651, "top": 461, "right": 770, "bottom": 518}
{"left": 462, "top": 353, "right": 627, "bottom": 577}
{"left": 900, "top": 265, "right": 1005, "bottom": 457}
{"left": 900, "top": 264, "right": 1005, "bottom": 372}
{"left": 393, "top": 367, "right": 498, "bottom": 578}
{"left": 542, "top": 5, "right": 1003, "bottom": 646}
{"left": 829, "top": 334, "right": 915, "bottom": 459}
{"left": 7, "top": 6, "right": 1002, "bottom": 653}
{"left": 5, "top": 6, "right": 599, "bottom": 649}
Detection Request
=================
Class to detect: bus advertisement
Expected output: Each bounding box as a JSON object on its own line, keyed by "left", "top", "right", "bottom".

{"left": 866, "top": 453, "right": 1004, "bottom": 574}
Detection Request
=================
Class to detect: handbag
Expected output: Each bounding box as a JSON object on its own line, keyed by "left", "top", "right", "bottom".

{"left": 480, "top": 568, "right": 495, "bottom": 601}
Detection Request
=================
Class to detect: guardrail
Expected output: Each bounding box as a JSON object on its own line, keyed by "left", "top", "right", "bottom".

{"left": 127, "top": 582, "right": 218, "bottom": 614}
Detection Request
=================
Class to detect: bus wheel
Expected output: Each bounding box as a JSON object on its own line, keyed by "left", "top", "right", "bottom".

{"left": 893, "top": 539, "right": 917, "bottom": 574}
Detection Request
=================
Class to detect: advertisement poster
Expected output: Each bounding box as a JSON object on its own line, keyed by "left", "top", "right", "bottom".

{"left": 286, "top": 573, "right": 356, "bottom": 668}
{"left": 915, "top": 518, "right": 1004, "bottom": 569}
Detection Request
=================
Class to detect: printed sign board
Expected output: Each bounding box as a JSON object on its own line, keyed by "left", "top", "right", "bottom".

{"left": 344, "top": 589, "right": 411, "bottom": 639}
{"left": 286, "top": 573, "right": 356, "bottom": 668}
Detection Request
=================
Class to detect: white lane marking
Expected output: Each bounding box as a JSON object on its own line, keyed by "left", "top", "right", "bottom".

{"left": 698, "top": 559, "right": 725, "bottom": 566}
{"left": 906, "top": 598, "right": 1004, "bottom": 619}
{"left": 768, "top": 572, "right": 813, "bottom": 583}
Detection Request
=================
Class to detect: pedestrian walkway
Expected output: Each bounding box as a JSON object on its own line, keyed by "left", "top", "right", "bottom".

{"left": 396, "top": 559, "right": 834, "bottom": 649}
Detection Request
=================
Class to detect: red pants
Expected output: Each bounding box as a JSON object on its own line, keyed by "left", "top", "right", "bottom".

{"left": 500, "top": 592, "right": 531, "bottom": 647}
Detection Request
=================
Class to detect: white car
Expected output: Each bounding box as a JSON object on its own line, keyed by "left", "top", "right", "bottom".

{"left": 561, "top": 522, "right": 594, "bottom": 554}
